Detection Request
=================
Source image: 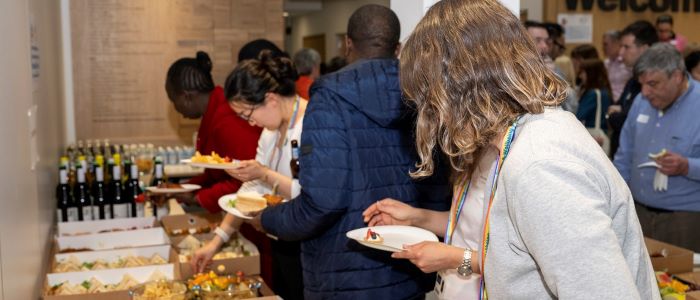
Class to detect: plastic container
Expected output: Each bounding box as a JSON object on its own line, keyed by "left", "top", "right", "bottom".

{"left": 129, "top": 280, "right": 190, "bottom": 300}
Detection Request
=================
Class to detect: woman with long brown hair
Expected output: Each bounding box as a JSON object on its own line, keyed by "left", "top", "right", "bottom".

{"left": 362, "top": 0, "right": 658, "bottom": 298}
{"left": 576, "top": 58, "right": 612, "bottom": 129}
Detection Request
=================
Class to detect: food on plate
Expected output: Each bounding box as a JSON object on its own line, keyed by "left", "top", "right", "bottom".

{"left": 364, "top": 228, "right": 383, "bottom": 243}
{"left": 649, "top": 148, "right": 668, "bottom": 159}
{"left": 262, "top": 194, "right": 284, "bottom": 206}
{"left": 191, "top": 151, "right": 233, "bottom": 164}
{"left": 188, "top": 271, "right": 258, "bottom": 299}
{"left": 177, "top": 234, "right": 255, "bottom": 263}
{"left": 131, "top": 280, "right": 188, "bottom": 300}
{"left": 228, "top": 193, "right": 267, "bottom": 214}
{"left": 53, "top": 254, "right": 168, "bottom": 273}
{"left": 157, "top": 182, "right": 184, "bottom": 189}
{"left": 48, "top": 273, "right": 155, "bottom": 295}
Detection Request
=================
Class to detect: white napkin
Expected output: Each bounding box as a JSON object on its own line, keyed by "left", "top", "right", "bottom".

{"left": 653, "top": 169, "right": 668, "bottom": 192}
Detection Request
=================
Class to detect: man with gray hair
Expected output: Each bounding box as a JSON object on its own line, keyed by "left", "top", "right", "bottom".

{"left": 614, "top": 43, "right": 700, "bottom": 252}
{"left": 293, "top": 48, "right": 321, "bottom": 100}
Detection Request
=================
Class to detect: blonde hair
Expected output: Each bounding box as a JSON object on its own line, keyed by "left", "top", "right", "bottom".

{"left": 400, "top": 0, "right": 567, "bottom": 180}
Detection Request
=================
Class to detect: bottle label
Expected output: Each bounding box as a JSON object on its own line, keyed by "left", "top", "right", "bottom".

{"left": 131, "top": 165, "right": 138, "bottom": 179}
{"left": 82, "top": 206, "right": 93, "bottom": 221}
{"left": 113, "top": 204, "right": 129, "bottom": 219}
{"left": 155, "top": 164, "right": 163, "bottom": 179}
{"left": 136, "top": 202, "right": 145, "bottom": 218}
{"left": 67, "top": 207, "right": 79, "bottom": 222}
{"left": 292, "top": 148, "right": 300, "bottom": 159}
{"left": 59, "top": 169, "right": 68, "bottom": 184}
{"left": 57, "top": 209, "right": 64, "bottom": 223}
{"left": 95, "top": 167, "right": 104, "bottom": 182}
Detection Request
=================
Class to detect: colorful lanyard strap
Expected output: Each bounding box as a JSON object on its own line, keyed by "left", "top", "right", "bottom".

{"left": 444, "top": 176, "right": 471, "bottom": 245}
{"left": 478, "top": 116, "right": 520, "bottom": 300}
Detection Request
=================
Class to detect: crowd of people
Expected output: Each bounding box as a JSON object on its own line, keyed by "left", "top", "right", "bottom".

{"left": 158, "top": 0, "right": 699, "bottom": 299}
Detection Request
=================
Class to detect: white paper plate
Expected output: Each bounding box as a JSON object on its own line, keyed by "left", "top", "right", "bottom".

{"left": 346, "top": 225, "right": 439, "bottom": 252}
{"left": 145, "top": 183, "right": 200, "bottom": 194}
{"left": 637, "top": 161, "right": 660, "bottom": 168}
{"left": 181, "top": 158, "right": 241, "bottom": 170}
{"left": 218, "top": 192, "right": 265, "bottom": 220}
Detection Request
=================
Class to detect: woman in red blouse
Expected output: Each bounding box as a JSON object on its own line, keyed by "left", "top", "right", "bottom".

{"left": 165, "top": 51, "right": 262, "bottom": 212}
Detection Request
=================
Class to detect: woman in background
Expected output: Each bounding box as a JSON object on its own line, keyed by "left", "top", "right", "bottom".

{"left": 576, "top": 58, "right": 612, "bottom": 130}
{"left": 164, "top": 51, "right": 261, "bottom": 212}
{"left": 192, "top": 50, "right": 307, "bottom": 300}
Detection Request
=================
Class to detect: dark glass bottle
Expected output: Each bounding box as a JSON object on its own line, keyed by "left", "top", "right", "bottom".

{"left": 74, "top": 166, "right": 93, "bottom": 221}
{"left": 92, "top": 158, "right": 111, "bottom": 220}
{"left": 290, "top": 140, "right": 300, "bottom": 179}
{"left": 110, "top": 163, "right": 129, "bottom": 219}
{"left": 56, "top": 157, "right": 71, "bottom": 223}
{"left": 125, "top": 162, "right": 143, "bottom": 217}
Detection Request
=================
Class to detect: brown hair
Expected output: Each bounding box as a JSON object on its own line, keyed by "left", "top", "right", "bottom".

{"left": 579, "top": 59, "right": 611, "bottom": 95}
{"left": 400, "top": 0, "right": 567, "bottom": 180}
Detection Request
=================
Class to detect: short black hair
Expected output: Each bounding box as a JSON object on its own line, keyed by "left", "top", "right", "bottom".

{"left": 166, "top": 51, "right": 215, "bottom": 96}
{"left": 686, "top": 51, "right": 700, "bottom": 73}
{"left": 524, "top": 20, "right": 547, "bottom": 31}
{"left": 347, "top": 4, "right": 400, "bottom": 59}
{"left": 225, "top": 50, "right": 298, "bottom": 105}
{"left": 621, "top": 20, "right": 659, "bottom": 47}
{"left": 543, "top": 22, "right": 564, "bottom": 39}
{"left": 656, "top": 14, "right": 673, "bottom": 25}
{"left": 237, "top": 39, "right": 287, "bottom": 63}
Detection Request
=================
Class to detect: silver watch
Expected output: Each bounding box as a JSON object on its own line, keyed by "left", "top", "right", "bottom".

{"left": 457, "top": 248, "right": 473, "bottom": 277}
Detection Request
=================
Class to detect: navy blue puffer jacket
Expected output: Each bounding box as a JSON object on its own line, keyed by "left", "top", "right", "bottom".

{"left": 260, "top": 59, "right": 450, "bottom": 299}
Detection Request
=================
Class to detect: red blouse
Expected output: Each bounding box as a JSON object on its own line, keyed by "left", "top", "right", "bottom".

{"left": 188, "top": 86, "right": 262, "bottom": 212}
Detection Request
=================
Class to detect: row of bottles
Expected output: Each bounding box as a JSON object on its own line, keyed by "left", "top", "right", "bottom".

{"left": 56, "top": 154, "right": 167, "bottom": 222}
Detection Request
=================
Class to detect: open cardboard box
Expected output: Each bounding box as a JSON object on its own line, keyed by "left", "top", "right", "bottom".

{"left": 646, "top": 238, "right": 694, "bottom": 274}
{"left": 675, "top": 272, "right": 700, "bottom": 300}
{"left": 52, "top": 245, "right": 172, "bottom": 273}
{"left": 175, "top": 232, "right": 260, "bottom": 279}
{"left": 43, "top": 243, "right": 180, "bottom": 300}
{"left": 160, "top": 213, "right": 221, "bottom": 245}
{"left": 57, "top": 217, "right": 157, "bottom": 237}
{"left": 56, "top": 227, "right": 169, "bottom": 253}
{"left": 161, "top": 213, "right": 261, "bottom": 279}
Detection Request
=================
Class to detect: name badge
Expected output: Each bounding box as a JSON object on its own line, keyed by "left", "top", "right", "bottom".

{"left": 636, "top": 114, "right": 649, "bottom": 124}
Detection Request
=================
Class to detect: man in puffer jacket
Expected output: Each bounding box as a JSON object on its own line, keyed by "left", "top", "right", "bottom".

{"left": 248, "top": 4, "right": 450, "bottom": 300}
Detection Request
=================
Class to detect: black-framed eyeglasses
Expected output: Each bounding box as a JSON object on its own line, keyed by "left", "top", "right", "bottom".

{"left": 238, "top": 105, "right": 260, "bottom": 121}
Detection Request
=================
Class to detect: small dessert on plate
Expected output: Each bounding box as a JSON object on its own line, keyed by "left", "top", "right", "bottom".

{"left": 364, "top": 228, "right": 383, "bottom": 244}
{"left": 233, "top": 193, "right": 267, "bottom": 214}
{"left": 262, "top": 194, "right": 284, "bottom": 206}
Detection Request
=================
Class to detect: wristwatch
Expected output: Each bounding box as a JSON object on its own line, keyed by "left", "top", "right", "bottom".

{"left": 457, "top": 248, "right": 473, "bottom": 277}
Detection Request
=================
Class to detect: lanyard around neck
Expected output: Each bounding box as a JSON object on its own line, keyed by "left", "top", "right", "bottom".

{"left": 477, "top": 116, "right": 520, "bottom": 300}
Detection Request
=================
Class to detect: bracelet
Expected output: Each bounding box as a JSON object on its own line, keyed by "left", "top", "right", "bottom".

{"left": 214, "top": 227, "right": 231, "bottom": 243}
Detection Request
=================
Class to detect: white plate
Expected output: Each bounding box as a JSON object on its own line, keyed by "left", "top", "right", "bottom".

{"left": 218, "top": 192, "right": 263, "bottom": 220}
{"left": 637, "top": 161, "right": 660, "bottom": 168}
{"left": 145, "top": 183, "right": 200, "bottom": 194}
{"left": 181, "top": 158, "right": 241, "bottom": 170}
{"left": 346, "top": 225, "right": 439, "bottom": 252}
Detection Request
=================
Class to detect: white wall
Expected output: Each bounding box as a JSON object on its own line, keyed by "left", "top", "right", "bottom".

{"left": 521, "top": 0, "right": 543, "bottom": 22}
{"left": 0, "top": 0, "right": 65, "bottom": 298}
{"left": 288, "top": 0, "right": 389, "bottom": 62}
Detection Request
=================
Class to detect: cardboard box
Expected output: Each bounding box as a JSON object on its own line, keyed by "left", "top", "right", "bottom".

{"left": 645, "top": 238, "right": 694, "bottom": 274}
{"left": 56, "top": 227, "right": 169, "bottom": 252}
{"left": 57, "top": 217, "right": 156, "bottom": 237}
{"left": 176, "top": 234, "right": 260, "bottom": 279}
{"left": 52, "top": 245, "right": 172, "bottom": 273}
{"left": 160, "top": 213, "right": 224, "bottom": 244}
{"left": 43, "top": 247, "right": 180, "bottom": 300}
{"left": 674, "top": 272, "right": 700, "bottom": 300}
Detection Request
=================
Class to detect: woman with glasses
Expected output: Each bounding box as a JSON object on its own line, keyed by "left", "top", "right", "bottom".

{"left": 192, "top": 50, "right": 307, "bottom": 300}
{"left": 164, "top": 51, "right": 261, "bottom": 212}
